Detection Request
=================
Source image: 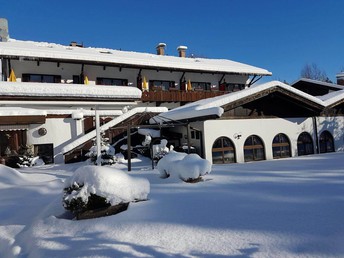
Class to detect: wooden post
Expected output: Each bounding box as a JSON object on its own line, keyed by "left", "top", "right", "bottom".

{"left": 186, "top": 123, "right": 191, "bottom": 154}
{"left": 127, "top": 125, "right": 131, "bottom": 171}
{"left": 95, "top": 106, "right": 101, "bottom": 166}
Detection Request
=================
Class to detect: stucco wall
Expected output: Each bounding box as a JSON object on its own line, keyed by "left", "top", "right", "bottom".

{"left": 27, "top": 117, "right": 84, "bottom": 163}
{"left": 202, "top": 116, "right": 344, "bottom": 164}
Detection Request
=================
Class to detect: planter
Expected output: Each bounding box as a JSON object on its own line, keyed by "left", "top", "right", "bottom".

{"left": 76, "top": 202, "right": 129, "bottom": 220}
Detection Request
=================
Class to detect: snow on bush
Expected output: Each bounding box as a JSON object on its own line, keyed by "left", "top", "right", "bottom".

{"left": 63, "top": 166, "right": 150, "bottom": 214}
{"left": 157, "top": 151, "right": 211, "bottom": 182}
{"left": 157, "top": 151, "right": 187, "bottom": 178}
{"left": 85, "top": 131, "right": 117, "bottom": 165}
{"left": 177, "top": 154, "right": 212, "bottom": 182}
{"left": 17, "top": 156, "right": 45, "bottom": 167}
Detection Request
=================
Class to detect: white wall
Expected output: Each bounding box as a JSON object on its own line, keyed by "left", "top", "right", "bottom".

{"left": 202, "top": 116, "right": 344, "bottom": 164}
{"left": 10, "top": 60, "right": 249, "bottom": 89}
{"left": 316, "top": 116, "right": 344, "bottom": 152}
{"left": 27, "top": 117, "right": 84, "bottom": 163}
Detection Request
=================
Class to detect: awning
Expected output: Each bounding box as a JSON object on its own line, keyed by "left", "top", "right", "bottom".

{"left": 0, "top": 124, "right": 29, "bottom": 131}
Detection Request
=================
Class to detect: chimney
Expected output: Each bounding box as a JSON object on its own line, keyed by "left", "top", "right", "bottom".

{"left": 177, "top": 46, "right": 187, "bottom": 58}
{"left": 70, "top": 41, "right": 84, "bottom": 47}
{"left": 156, "top": 43, "right": 166, "bottom": 55}
{"left": 336, "top": 72, "right": 344, "bottom": 86}
{"left": 0, "top": 18, "right": 9, "bottom": 42}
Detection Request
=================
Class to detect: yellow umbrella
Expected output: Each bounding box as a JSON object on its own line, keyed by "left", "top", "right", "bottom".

{"left": 187, "top": 79, "right": 192, "bottom": 91}
{"left": 84, "top": 76, "right": 89, "bottom": 85}
{"left": 143, "top": 76, "right": 148, "bottom": 91}
{"left": 9, "top": 69, "right": 16, "bottom": 82}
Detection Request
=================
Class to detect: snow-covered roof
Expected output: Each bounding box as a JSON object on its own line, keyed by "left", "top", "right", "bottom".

{"left": 150, "top": 81, "right": 325, "bottom": 123}
{"left": 291, "top": 78, "right": 344, "bottom": 90}
{"left": 318, "top": 89, "right": 344, "bottom": 106}
{"left": 0, "top": 107, "right": 47, "bottom": 116}
{"left": 336, "top": 71, "right": 344, "bottom": 78}
{"left": 0, "top": 39, "right": 272, "bottom": 76}
{"left": 61, "top": 107, "right": 168, "bottom": 154}
{"left": 46, "top": 109, "right": 124, "bottom": 116}
{"left": 0, "top": 81, "right": 141, "bottom": 99}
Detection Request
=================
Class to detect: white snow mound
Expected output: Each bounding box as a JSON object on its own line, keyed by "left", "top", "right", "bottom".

{"left": 157, "top": 152, "right": 212, "bottom": 180}
{"left": 178, "top": 154, "right": 212, "bottom": 181}
{"left": 0, "top": 164, "right": 28, "bottom": 185}
{"left": 64, "top": 165, "right": 150, "bottom": 205}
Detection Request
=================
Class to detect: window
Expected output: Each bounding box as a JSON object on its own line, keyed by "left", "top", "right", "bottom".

{"left": 319, "top": 130, "right": 334, "bottom": 153}
{"left": 212, "top": 137, "right": 236, "bottom": 164}
{"left": 34, "top": 143, "right": 54, "bottom": 164}
{"left": 22, "top": 74, "right": 61, "bottom": 83}
{"left": 226, "top": 83, "right": 245, "bottom": 92}
{"left": 191, "top": 130, "right": 201, "bottom": 140}
{"left": 244, "top": 135, "right": 265, "bottom": 162}
{"left": 149, "top": 80, "right": 175, "bottom": 91}
{"left": 297, "top": 132, "right": 314, "bottom": 156}
{"left": 191, "top": 81, "right": 211, "bottom": 91}
{"left": 96, "top": 77, "right": 128, "bottom": 86}
{"left": 272, "top": 133, "right": 291, "bottom": 159}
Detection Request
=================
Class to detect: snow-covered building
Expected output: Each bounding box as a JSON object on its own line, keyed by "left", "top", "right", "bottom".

{"left": 0, "top": 19, "right": 272, "bottom": 165}
{"left": 150, "top": 80, "right": 344, "bottom": 164}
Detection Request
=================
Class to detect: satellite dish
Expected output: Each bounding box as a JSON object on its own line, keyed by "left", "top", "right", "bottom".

{"left": 0, "top": 18, "right": 9, "bottom": 42}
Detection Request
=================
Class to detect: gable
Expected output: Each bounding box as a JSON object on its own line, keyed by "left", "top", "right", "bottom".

{"left": 221, "top": 87, "right": 324, "bottom": 118}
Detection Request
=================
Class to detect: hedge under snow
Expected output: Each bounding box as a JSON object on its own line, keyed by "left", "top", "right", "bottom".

{"left": 63, "top": 165, "right": 150, "bottom": 206}
{"left": 157, "top": 151, "right": 212, "bottom": 181}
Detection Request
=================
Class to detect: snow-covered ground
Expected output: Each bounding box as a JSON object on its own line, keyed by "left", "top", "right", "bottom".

{"left": 1, "top": 153, "right": 344, "bottom": 258}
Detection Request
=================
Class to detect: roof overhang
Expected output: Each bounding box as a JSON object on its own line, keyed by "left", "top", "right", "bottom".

{"left": 0, "top": 40, "right": 272, "bottom": 77}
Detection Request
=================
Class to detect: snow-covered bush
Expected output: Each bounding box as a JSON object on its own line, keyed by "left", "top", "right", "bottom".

{"left": 177, "top": 154, "right": 212, "bottom": 182}
{"left": 157, "top": 151, "right": 187, "bottom": 178}
{"left": 17, "top": 156, "right": 45, "bottom": 168}
{"left": 63, "top": 166, "right": 150, "bottom": 216}
{"left": 157, "top": 152, "right": 212, "bottom": 182}
{"left": 14, "top": 145, "right": 44, "bottom": 168}
{"left": 86, "top": 131, "right": 117, "bottom": 165}
{"left": 152, "top": 139, "right": 170, "bottom": 163}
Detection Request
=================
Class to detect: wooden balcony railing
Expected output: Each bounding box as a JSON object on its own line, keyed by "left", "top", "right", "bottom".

{"left": 141, "top": 90, "right": 227, "bottom": 103}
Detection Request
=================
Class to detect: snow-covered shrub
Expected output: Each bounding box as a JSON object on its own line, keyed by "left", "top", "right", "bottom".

{"left": 86, "top": 131, "right": 117, "bottom": 165}
{"left": 63, "top": 166, "right": 150, "bottom": 215}
{"left": 17, "top": 156, "right": 45, "bottom": 168}
{"left": 13, "top": 144, "right": 44, "bottom": 168}
{"left": 157, "top": 151, "right": 187, "bottom": 178}
{"left": 152, "top": 139, "right": 170, "bottom": 164}
{"left": 177, "top": 154, "right": 212, "bottom": 182}
{"left": 157, "top": 152, "right": 211, "bottom": 182}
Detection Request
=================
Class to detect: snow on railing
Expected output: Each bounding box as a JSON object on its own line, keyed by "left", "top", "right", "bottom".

{"left": 61, "top": 107, "right": 167, "bottom": 155}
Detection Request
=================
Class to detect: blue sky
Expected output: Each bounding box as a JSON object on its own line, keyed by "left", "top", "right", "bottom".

{"left": 1, "top": 0, "right": 344, "bottom": 83}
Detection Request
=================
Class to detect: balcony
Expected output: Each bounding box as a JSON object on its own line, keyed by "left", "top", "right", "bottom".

{"left": 141, "top": 89, "right": 227, "bottom": 103}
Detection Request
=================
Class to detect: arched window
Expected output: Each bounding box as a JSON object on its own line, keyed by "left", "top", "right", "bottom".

{"left": 212, "top": 137, "right": 236, "bottom": 164}
{"left": 272, "top": 133, "right": 291, "bottom": 159}
{"left": 319, "top": 130, "right": 335, "bottom": 153}
{"left": 297, "top": 132, "right": 314, "bottom": 156}
{"left": 244, "top": 135, "right": 265, "bottom": 162}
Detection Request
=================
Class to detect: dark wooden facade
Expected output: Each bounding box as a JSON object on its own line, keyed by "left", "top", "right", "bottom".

{"left": 141, "top": 90, "right": 227, "bottom": 104}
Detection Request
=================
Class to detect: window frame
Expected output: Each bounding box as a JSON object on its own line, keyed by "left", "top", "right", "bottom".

{"left": 96, "top": 77, "right": 128, "bottom": 86}
{"left": 191, "top": 81, "right": 211, "bottom": 91}
{"left": 22, "top": 73, "right": 61, "bottom": 83}
{"left": 297, "top": 132, "right": 314, "bottom": 156}
{"left": 212, "top": 136, "right": 236, "bottom": 164}
{"left": 319, "top": 130, "right": 335, "bottom": 153}
{"left": 149, "top": 80, "right": 175, "bottom": 91}
{"left": 272, "top": 133, "right": 291, "bottom": 159}
{"left": 244, "top": 135, "right": 265, "bottom": 162}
